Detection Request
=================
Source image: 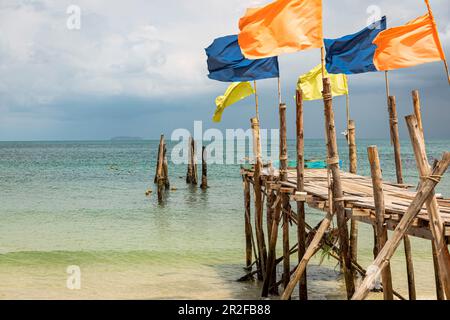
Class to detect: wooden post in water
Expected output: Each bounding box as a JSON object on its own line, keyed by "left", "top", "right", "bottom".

{"left": 368, "top": 146, "right": 394, "bottom": 300}
{"left": 251, "top": 118, "right": 267, "bottom": 281}
{"left": 348, "top": 120, "right": 359, "bottom": 269}
{"left": 154, "top": 134, "right": 164, "bottom": 184}
{"left": 432, "top": 242, "right": 445, "bottom": 300}
{"left": 186, "top": 136, "right": 193, "bottom": 184}
{"left": 322, "top": 78, "right": 355, "bottom": 299}
{"left": 262, "top": 191, "right": 282, "bottom": 297}
{"left": 243, "top": 176, "right": 253, "bottom": 270}
{"left": 162, "top": 144, "right": 170, "bottom": 190}
{"left": 352, "top": 152, "right": 450, "bottom": 300}
{"left": 265, "top": 177, "right": 278, "bottom": 293}
{"left": 405, "top": 115, "right": 450, "bottom": 300}
{"left": 186, "top": 137, "right": 198, "bottom": 185}
{"left": 156, "top": 135, "right": 166, "bottom": 202}
{"left": 279, "top": 103, "right": 291, "bottom": 295}
{"left": 388, "top": 95, "right": 417, "bottom": 299}
{"left": 413, "top": 91, "right": 441, "bottom": 300}
{"left": 296, "top": 90, "right": 308, "bottom": 300}
{"left": 200, "top": 146, "right": 207, "bottom": 189}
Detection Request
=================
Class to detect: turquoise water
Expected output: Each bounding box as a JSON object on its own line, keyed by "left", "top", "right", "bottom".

{"left": 0, "top": 139, "right": 448, "bottom": 299}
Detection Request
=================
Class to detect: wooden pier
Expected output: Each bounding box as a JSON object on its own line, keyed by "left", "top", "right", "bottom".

{"left": 239, "top": 85, "right": 450, "bottom": 300}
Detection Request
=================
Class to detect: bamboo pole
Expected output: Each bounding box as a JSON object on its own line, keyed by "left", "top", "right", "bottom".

{"left": 348, "top": 120, "right": 358, "bottom": 269}
{"left": 279, "top": 103, "right": 291, "bottom": 295}
{"left": 388, "top": 96, "right": 404, "bottom": 184}
{"left": 281, "top": 204, "right": 335, "bottom": 299}
{"left": 296, "top": 89, "right": 308, "bottom": 300}
{"left": 368, "top": 146, "right": 394, "bottom": 300}
{"left": 432, "top": 242, "right": 445, "bottom": 300}
{"left": 200, "top": 146, "right": 207, "bottom": 189}
{"left": 251, "top": 118, "right": 262, "bottom": 168}
{"left": 244, "top": 176, "right": 253, "bottom": 270}
{"left": 265, "top": 177, "right": 278, "bottom": 293}
{"left": 412, "top": 90, "right": 423, "bottom": 134}
{"left": 262, "top": 193, "right": 282, "bottom": 297}
{"left": 405, "top": 115, "right": 450, "bottom": 299}
{"left": 253, "top": 160, "right": 267, "bottom": 280}
{"left": 322, "top": 77, "right": 355, "bottom": 299}
{"left": 254, "top": 81, "right": 260, "bottom": 121}
{"left": 352, "top": 152, "right": 450, "bottom": 300}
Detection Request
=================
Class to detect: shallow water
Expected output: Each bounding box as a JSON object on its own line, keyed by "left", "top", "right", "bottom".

{"left": 0, "top": 139, "right": 448, "bottom": 299}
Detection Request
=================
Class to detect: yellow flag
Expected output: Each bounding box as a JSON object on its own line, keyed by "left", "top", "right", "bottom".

{"left": 297, "top": 64, "right": 348, "bottom": 101}
{"left": 213, "top": 82, "right": 255, "bottom": 122}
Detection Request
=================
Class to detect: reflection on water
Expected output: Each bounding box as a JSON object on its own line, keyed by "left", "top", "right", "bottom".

{"left": 0, "top": 140, "right": 448, "bottom": 299}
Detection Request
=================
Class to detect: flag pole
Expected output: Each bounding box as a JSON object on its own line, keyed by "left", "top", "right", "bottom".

{"left": 384, "top": 70, "right": 390, "bottom": 103}
{"left": 254, "top": 80, "right": 260, "bottom": 121}
{"left": 277, "top": 76, "right": 282, "bottom": 106}
{"left": 424, "top": 0, "right": 450, "bottom": 85}
{"left": 321, "top": 47, "right": 326, "bottom": 78}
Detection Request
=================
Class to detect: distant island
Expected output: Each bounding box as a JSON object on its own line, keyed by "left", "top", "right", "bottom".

{"left": 110, "top": 136, "right": 143, "bottom": 141}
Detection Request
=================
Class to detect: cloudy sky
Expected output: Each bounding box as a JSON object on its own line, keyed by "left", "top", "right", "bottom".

{"left": 0, "top": 0, "right": 449, "bottom": 140}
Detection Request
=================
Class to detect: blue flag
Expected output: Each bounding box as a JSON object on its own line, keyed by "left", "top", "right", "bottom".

{"left": 325, "top": 17, "right": 387, "bottom": 74}
{"left": 205, "top": 35, "right": 279, "bottom": 82}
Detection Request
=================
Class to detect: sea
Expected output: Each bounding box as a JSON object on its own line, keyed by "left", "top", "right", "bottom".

{"left": 0, "top": 139, "right": 448, "bottom": 300}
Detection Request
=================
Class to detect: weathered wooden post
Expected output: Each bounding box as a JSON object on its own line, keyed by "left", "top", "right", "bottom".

{"left": 251, "top": 118, "right": 267, "bottom": 281}
{"left": 368, "top": 146, "right": 394, "bottom": 300}
{"left": 388, "top": 96, "right": 404, "bottom": 184}
{"left": 414, "top": 92, "right": 442, "bottom": 300}
{"left": 322, "top": 78, "right": 355, "bottom": 299}
{"left": 200, "top": 146, "right": 207, "bottom": 189}
{"left": 243, "top": 176, "right": 253, "bottom": 270}
{"left": 156, "top": 135, "right": 166, "bottom": 202}
{"left": 154, "top": 134, "right": 164, "bottom": 184}
{"left": 348, "top": 120, "right": 359, "bottom": 269}
{"left": 162, "top": 144, "right": 170, "bottom": 190}
{"left": 405, "top": 115, "right": 450, "bottom": 299}
{"left": 186, "top": 137, "right": 198, "bottom": 185}
{"left": 352, "top": 152, "right": 450, "bottom": 300}
{"left": 279, "top": 103, "right": 291, "bottom": 295}
{"left": 388, "top": 95, "right": 416, "bottom": 300}
{"left": 296, "top": 89, "right": 308, "bottom": 300}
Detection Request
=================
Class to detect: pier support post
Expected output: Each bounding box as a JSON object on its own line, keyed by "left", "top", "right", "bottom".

{"left": 348, "top": 120, "right": 359, "bottom": 272}
{"left": 352, "top": 152, "right": 450, "bottom": 300}
{"left": 243, "top": 176, "right": 253, "bottom": 271}
{"left": 406, "top": 115, "right": 450, "bottom": 300}
{"left": 254, "top": 162, "right": 267, "bottom": 280}
{"left": 296, "top": 90, "right": 308, "bottom": 300}
{"left": 388, "top": 96, "right": 404, "bottom": 185}
{"left": 322, "top": 78, "right": 355, "bottom": 299}
{"left": 388, "top": 95, "right": 417, "bottom": 300}
{"left": 279, "top": 103, "right": 291, "bottom": 296}
{"left": 262, "top": 191, "right": 282, "bottom": 297}
{"left": 368, "top": 146, "right": 394, "bottom": 300}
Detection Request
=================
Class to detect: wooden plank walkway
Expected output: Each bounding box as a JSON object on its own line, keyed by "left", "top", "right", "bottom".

{"left": 259, "top": 168, "right": 450, "bottom": 243}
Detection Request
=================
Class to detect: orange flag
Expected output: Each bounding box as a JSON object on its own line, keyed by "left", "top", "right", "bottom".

{"left": 238, "top": 0, "right": 323, "bottom": 59}
{"left": 373, "top": 10, "right": 446, "bottom": 71}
